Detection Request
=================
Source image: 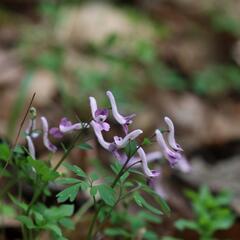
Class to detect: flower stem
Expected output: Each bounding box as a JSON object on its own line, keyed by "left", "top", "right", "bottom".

{"left": 87, "top": 144, "right": 141, "bottom": 239}
{"left": 87, "top": 206, "right": 102, "bottom": 240}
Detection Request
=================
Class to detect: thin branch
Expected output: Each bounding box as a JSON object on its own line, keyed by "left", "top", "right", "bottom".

{"left": 13, "top": 92, "right": 36, "bottom": 148}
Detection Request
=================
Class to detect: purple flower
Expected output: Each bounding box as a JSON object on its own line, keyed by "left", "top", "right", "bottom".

{"left": 89, "top": 96, "right": 110, "bottom": 132}
{"left": 164, "top": 117, "right": 183, "bottom": 152}
{"left": 91, "top": 120, "right": 142, "bottom": 152}
{"left": 91, "top": 119, "right": 145, "bottom": 172}
{"left": 106, "top": 91, "right": 135, "bottom": 134}
{"left": 155, "top": 117, "right": 191, "bottom": 170}
{"left": 117, "top": 151, "right": 160, "bottom": 166}
{"left": 50, "top": 117, "right": 88, "bottom": 138}
{"left": 155, "top": 128, "right": 183, "bottom": 167}
{"left": 113, "top": 129, "right": 143, "bottom": 148}
{"left": 90, "top": 120, "right": 111, "bottom": 150}
{"left": 137, "top": 147, "right": 160, "bottom": 178}
{"left": 41, "top": 116, "right": 57, "bottom": 153}
{"left": 25, "top": 108, "right": 40, "bottom": 159}
{"left": 113, "top": 148, "right": 161, "bottom": 179}
{"left": 49, "top": 127, "right": 64, "bottom": 139}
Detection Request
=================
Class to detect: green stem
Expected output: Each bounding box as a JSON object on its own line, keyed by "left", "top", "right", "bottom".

{"left": 87, "top": 145, "right": 141, "bottom": 239}
{"left": 87, "top": 206, "right": 102, "bottom": 240}
{"left": 22, "top": 225, "right": 28, "bottom": 240}
{"left": 93, "top": 184, "right": 124, "bottom": 236}
{"left": 111, "top": 146, "right": 140, "bottom": 188}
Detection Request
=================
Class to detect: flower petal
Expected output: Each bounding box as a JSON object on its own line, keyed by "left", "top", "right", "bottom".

{"left": 50, "top": 127, "right": 64, "bottom": 139}
{"left": 26, "top": 136, "right": 36, "bottom": 159}
{"left": 91, "top": 120, "right": 111, "bottom": 150}
{"left": 114, "top": 129, "right": 143, "bottom": 148}
{"left": 164, "top": 116, "right": 183, "bottom": 152}
{"left": 106, "top": 91, "right": 126, "bottom": 125}
{"left": 137, "top": 147, "right": 157, "bottom": 178}
{"left": 176, "top": 156, "right": 191, "bottom": 173}
{"left": 59, "top": 122, "right": 82, "bottom": 133}
{"left": 89, "top": 96, "right": 98, "bottom": 121}
{"left": 99, "top": 122, "right": 110, "bottom": 132}
{"left": 95, "top": 108, "right": 109, "bottom": 118}
{"left": 60, "top": 117, "right": 72, "bottom": 127}
{"left": 41, "top": 117, "right": 57, "bottom": 153}
{"left": 155, "top": 129, "right": 181, "bottom": 167}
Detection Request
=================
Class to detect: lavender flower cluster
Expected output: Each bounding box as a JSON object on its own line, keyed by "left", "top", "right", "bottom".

{"left": 25, "top": 91, "right": 190, "bottom": 194}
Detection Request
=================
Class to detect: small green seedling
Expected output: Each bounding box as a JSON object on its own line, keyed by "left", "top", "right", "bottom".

{"left": 175, "top": 186, "right": 235, "bottom": 240}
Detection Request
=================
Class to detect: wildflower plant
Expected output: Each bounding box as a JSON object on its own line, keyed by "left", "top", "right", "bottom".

{"left": 0, "top": 90, "right": 190, "bottom": 240}
{"left": 175, "top": 186, "right": 235, "bottom": 240}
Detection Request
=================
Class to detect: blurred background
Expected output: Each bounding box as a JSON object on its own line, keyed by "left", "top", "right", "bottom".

{"left": 1, "top": 0, "right": 240, "bottom": 239}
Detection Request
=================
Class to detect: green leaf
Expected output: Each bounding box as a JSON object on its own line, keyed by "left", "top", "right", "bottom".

{"left": 143, "top": 230, "right": 158, "bottom": 240}
{"left": 212, "top": 215, "right": 235, "bottom": 231}
{"left": 216, "top": 191, "right": 233, "bottom": 205}
{"left": 17, "top": 215, "right": 35, "bottom": 229}
{"left": 57, "top": 204, "right": 75, "bottom": 217}
{"left": 13, "top": 145, "right": 25, "bottom": 155}
{"left": 139, "top": 211, "right": 162, "bottom": 224}
{"left": 90, "top": 186, "right": 98, "bottom": 196}
{"left": 63, "top": 162, "right": 87, "bottom": 178}
{"left": 175, "top": 219, "right": 198, "bottom": 231}
{"left": 105, "top": 227, "right": 131, "bottom": 237}
{"left": 38, "top": 204, "right": 74, "bottom": 221}
{"left": 56, "top": 178, "right": 81, "bottom": 185}
{"left": 59, "top": 218, "right": 75, "bottom": 230}
{"left": 133, "top": 192, "right": 163, "bottom": 215}
{"left": 79, "top": 181, "right": 89, "bottom": 191}
{"left": 90, "top": 172, "right": 99, "bottom": 181}
{"left": 56, "top": 184, "right": 81, "bottom": 203}
{"left": 97, "top": 184, "right": 116, "bottom": 206}
{"left": 184, "top": 189, "right": 198, "bottom": 202}
{"left": 142, "top": 185, "right": 170, "bottom": 214}
{"left": 110, "top": 162, "right": 122, "bottom": 175}
{"left": 120, "top": 171, "right": 129, "bottom": 182}
{"left": 77, "top": 143, "right": 93, "bottom": 150}
{"left": 142, "top": 138, "right": 152, "bottom": 146}
{"left": 134, "top": 192, "right": 143, "bottom": 207}
{"left": 9, "top": 195, "right": 28, "bottom": 211}
{"left": 98, "top": 206, "right": 110, "bottom": 223}
{"left": 28, "top": 157, "right": 59, "bottom": 181}
{"left": 0, "top": 143, "right": 10, "bottom": 161}
{"left": 44, "top": 223, "right": 62, "bottom": 236}
{"left": 33, "top": 212, "right": 44, "bottom": 225}
{"left": 0, "top": 203, "right": 16, "bottom": 218}
{"left": 124, "top": 140, "right": 137, "bottom": 158}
